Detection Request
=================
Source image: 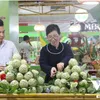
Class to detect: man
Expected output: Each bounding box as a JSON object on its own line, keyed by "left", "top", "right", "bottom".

{"left": 39, "top": 24, "right": 73, "bottom": 83}
{"left": 19, "top": 35, "right": 34, "bottom": 63}
{"left": 0, "top": 19, "right": 18, "bottom": 70}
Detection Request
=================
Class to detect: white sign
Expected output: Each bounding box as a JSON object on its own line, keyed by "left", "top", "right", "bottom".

{"left": 80, "top": 22, "right": 100, "bottom": 31}
{"left": 85, "top": 23, "right": 100, "bottom": 31}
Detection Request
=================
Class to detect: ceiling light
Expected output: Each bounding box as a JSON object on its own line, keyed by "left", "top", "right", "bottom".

{"left": 83, "top": 2, "right": 99, "bottom": 5}
{"left": 34, "top": 23, "right": 45, "bottom": 32}
{"left": 69, "top": 24, "right": 81, "bottom": 32}
{"left": 34, "top": 2, "right": 45, "bottom": 32}
{"left": 75, "top": 9, "right": 88, "bottom": 22}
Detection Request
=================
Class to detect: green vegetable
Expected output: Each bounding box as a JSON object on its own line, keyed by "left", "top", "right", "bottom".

{"left": 21, "top": 59, "right": 27, "bottom": 65}
{"left": 31, "top": 69, "right": 39, "bottom": 78}
{"left": 56, "top": 71, "right": 63, "bottom": 79}
{"left": 21, "top": 88, "right": 28, "bottom": 93}
{"left": 29, "top": 87, "right": 37, "bottom": 93}
{"left": 69, "top": 88, "right": 78, "bottom": 93}
{"left": 37, "top": 76, "right": 44, "bottom": 85}
{"left": 70, "top": 82, "right": 78, "bottom": 89}
{"left": 16, "top": 73, "right": 23, "bottom": 81}
{"left": 24, "top": 71, "right": 33, "bottom": 81}
{"left": 13, "top": 53, "right": 21, "bottom": 60}
{"left": 12, "top": 59, "right": 21, "bottom": 69}
{"left": 54, "top": 79, "right": 61, "bottom": 86}
{"left": 28, "top": 78, "right": 37, "bottom": 87}
{"left": 81, "top": 64, "right": 87, "bottom": 71}
{"left": 6, "top": 72, "right": 14, "bottom": 82}
{"left": 69, "top": 58, "right": 78, "bottom": 67}
{"left": 52, "top": 86, "right": 60, "bottom": 93}
{"left": 37, "top": 86, "right": 43, "bottom": 93}
{"left": 60, "top": 87, "right": 68, "bottom": 93}
{"left": 64, "top": 66, "right": 71, "bottom": 74}
{"left": 79, "top": 80, "right": 88, "bottom": 88}
{"left": 10, "top": 80, "right": 19, "bottom": 88}
{"left": 19, "top": 79, "right": 28, "bottom": 88}
{"left": 71, "top": 65, "right": 81, "bottom": 73}
{"left": 0, "top": 80, "right": 9, "bottom": 85}
{"left": 70, "top": 72, "right": 79, "bottom": 81}
{"left": 61, "top": 72, "right": 70, "bottom": 80}
{"left": 79, "top": 87, "right": 86, "bottom": 93}
{"left": 19, "top": 64, "right": 28, "bottom": 74}
{"left": 5, "top": 65, "right": 13, "bottom": 72}
{"left": 80, "top": 72, "right": 87, "bottom": 79}
{"left": 87, "top": 84, "right": 96, "bottom": 94}
{"left": 0, "top": 83, "right": 17, "bottom": 94}
{"left": 60, "top": 79, "right": 68, "bottom": 87}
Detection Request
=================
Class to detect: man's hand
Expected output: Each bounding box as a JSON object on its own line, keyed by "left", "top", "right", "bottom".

{"left": 57, "top": 62, "right": 64, "bottom": 71}
{"left": 50, "top": 67, "right": 57, "bottom": 78}
{"left": 0, "top": 66, "right": 4, "bottom": 71}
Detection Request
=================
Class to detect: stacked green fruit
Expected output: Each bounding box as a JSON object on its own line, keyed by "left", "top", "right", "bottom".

{"left": 0, "top": 53, "right": 44, "bottom": 94}
{"left": 48, "top": 58, "right": 98, "bottom": 94}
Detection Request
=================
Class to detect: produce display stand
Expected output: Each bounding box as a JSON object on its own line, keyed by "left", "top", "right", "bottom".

{"left": 30, "top": 65, "right": 41, "bottom": 71}
{"left": 0, "top": 94, "right": 100, "bottom": 100}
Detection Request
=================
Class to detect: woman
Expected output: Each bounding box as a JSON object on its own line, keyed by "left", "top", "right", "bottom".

{"left": 39, "top": 24, "right": 73, "bottom": 83}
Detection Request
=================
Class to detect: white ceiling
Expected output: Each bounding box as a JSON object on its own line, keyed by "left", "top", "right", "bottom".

{"left": 18, "top": 1, "right": 100, "bottom": 32}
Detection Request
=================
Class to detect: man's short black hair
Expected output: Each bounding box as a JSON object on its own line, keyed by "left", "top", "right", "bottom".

{"left": 23, "top": 35, "right": 30, "bottom": 41}
{"left": 46, "top": 24, "right": 60, "bottom": 36}
{"left": 0, "top": 19, "right": 4, "bottom": 26}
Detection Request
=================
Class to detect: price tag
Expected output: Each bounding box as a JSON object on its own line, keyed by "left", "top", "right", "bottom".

{"left": 96, "top": 94, "right": 100, "bottom": 98}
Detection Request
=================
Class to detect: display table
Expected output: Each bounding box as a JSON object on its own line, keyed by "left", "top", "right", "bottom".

{"left": 0, "top": 94, "right": 100, "bottom": 100}
{"left": 30, "top": 64, "right": 40, "bottom": 71}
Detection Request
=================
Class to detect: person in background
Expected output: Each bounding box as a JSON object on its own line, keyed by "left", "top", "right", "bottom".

{"left": 19, "top": 35, "right": 34, "bottom": 63}
{"left": 39, "top": 24, "right": 74, "bottom": 83}
{"left": 0, "top": 19, "right": 18, "bottom": 70}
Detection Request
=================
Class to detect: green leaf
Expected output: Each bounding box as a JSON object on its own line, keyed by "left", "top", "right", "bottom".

{"left": 8, "top": 85, "right": 17, "bottom": 93}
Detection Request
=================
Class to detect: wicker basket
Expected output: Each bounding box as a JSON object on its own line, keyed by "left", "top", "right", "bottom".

{"left": 93, "top": 64, "right": 100, "bottom": 70}
{"left": 91, "top": 60, "right": 100, "bottom": 70}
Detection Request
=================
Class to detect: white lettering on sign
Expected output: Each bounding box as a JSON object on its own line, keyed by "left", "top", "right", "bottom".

{"left": 84, "top": 23, "right": 100, "bottom": 31}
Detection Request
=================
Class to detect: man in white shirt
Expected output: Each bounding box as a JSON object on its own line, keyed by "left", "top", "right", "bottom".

{"left": 0, "top": 19, "right": 18, "bottom": 70}
{"left": 19, "top": 35, "right": 34, "bottom": 63}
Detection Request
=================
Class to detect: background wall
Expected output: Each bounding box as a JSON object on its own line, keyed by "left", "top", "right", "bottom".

{"left": 0, "top": 1, "right": 9, "bottom": 39}
{"left": 9, "top": 1, "right": 19, "bottom": 48}
{"left": 0, "top": 0, "right": 19, "bottom": 49}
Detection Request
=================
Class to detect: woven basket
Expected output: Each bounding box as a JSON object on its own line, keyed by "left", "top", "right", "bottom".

{"left": 93, "top": 64, "right": 100, "bottom": 70}
{"left": 91, "top": 60, "right": 100, "bottom": 70}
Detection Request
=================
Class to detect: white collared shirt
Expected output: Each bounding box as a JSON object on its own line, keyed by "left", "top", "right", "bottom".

{"left": 0, "top": 40, "right": 18, "bottom": 66}
{"left": 19, "top": 41, "right": 34, "bottom": 62}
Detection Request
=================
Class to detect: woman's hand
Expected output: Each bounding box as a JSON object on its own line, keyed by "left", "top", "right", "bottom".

{"left": 50, "top": 67, "right": 57, "bottom": 78}
{"left": 57, "top": 62, "right": 64, "bottom": 71}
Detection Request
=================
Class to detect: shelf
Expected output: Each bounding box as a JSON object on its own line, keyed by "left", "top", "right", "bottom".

{"left": 0, "top": 94, "right": 99, "bottom": 100}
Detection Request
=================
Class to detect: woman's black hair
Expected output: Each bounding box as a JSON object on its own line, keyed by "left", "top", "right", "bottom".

{"left": 23, "top": 35, "right": 30, "bottom": 41}
{"left": 46, "top": 24, "right": 60, "bottom": 36}
{"left": 0, "top": 19, "right": 4, "bottom": 26}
